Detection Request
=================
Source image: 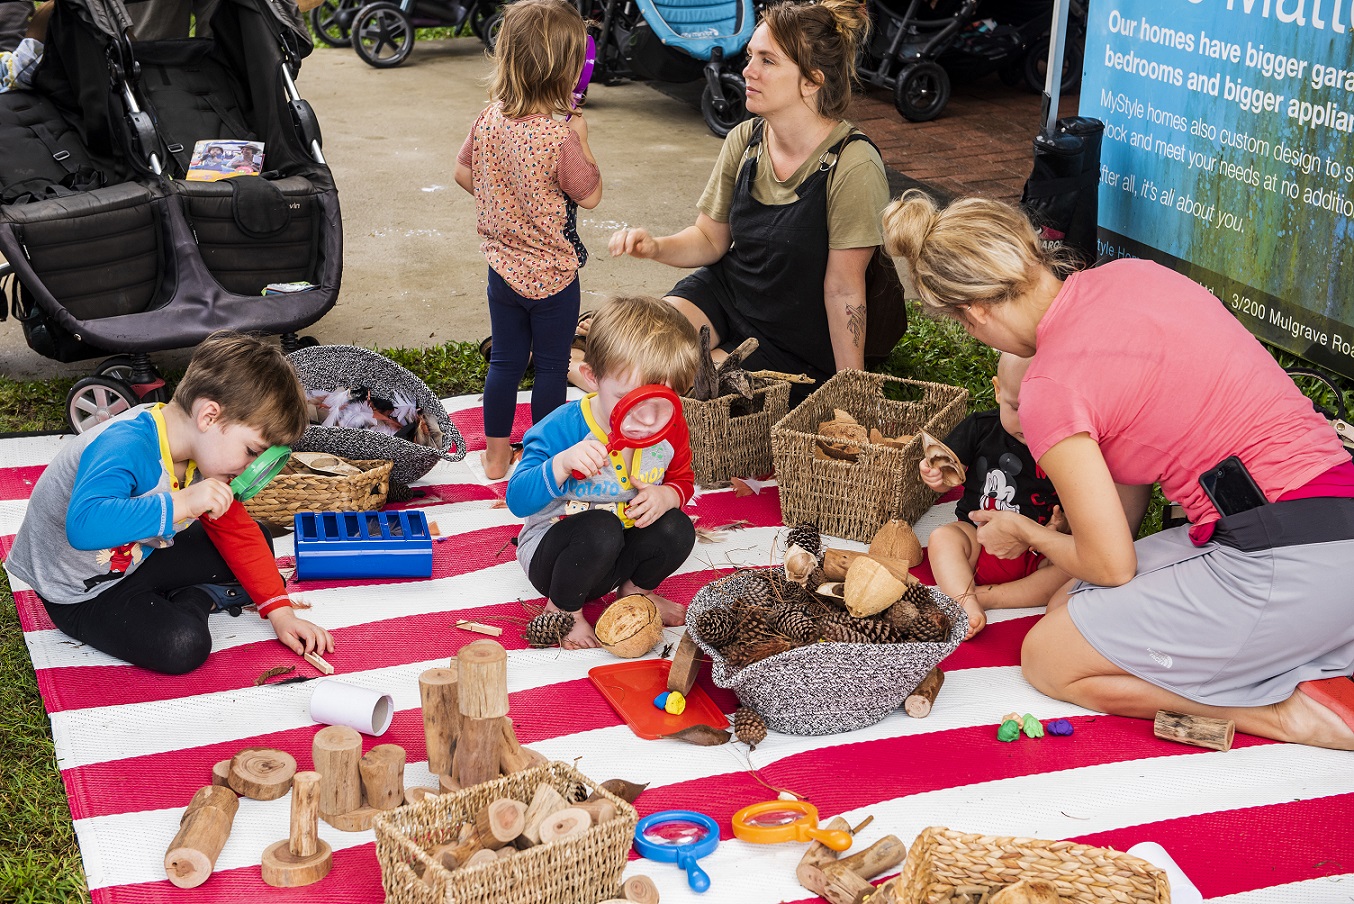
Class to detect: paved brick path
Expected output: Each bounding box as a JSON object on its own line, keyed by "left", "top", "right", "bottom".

{"left": 849, "top": 77, "right": 1080, "bottom": 203}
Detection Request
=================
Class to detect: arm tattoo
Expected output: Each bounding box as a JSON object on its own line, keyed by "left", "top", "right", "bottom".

{"left": 845, "top": 303, "right": 865, "bottom": 348}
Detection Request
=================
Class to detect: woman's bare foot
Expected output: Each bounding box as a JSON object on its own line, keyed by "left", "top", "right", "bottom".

{"left": 483, "top": 437, "right": 513, "bottom": 481}
{"left": 1280, "top": 686, "right": 1354, "bottom": 750}
{"left": 544, "top": 601, "right": 599, "bottom": 649}
{"left": 620, "top": 583, "right": 686, "bottom": 626}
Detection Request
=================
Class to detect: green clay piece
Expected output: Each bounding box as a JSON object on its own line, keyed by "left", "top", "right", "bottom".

{"left": 996, "top": 719, "right": 1021, "bottom": 742}
{"left": 1021, "top": 714, "right": 1045, "bottom": 738}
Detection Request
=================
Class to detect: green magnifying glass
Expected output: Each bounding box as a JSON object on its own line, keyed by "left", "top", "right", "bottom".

{"left": 230, "top": 446, "right": 291, "bottom": 501}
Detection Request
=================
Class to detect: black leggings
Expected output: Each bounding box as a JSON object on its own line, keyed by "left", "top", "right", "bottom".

{"left": 42, "top": 521, "right": 273, "bottom": 675}
{"left": 527, "top": 509, "right": 695, "bottom": 612}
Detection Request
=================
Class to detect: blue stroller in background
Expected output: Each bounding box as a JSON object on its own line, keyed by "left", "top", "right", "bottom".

{"left": 623, "top": 0, "right": 756, "bottom": 136}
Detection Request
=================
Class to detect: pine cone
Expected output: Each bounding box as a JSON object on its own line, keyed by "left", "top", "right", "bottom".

{"left": 821, "top": 620, "right": 873, "bottom": 644}
{"left": 819, "top": 608, "right": 894, "bottom": 644}
{"left": 882, "top": 598, "right": 920, "bottom": 636}
{"left": 770, "top": 606, "right": 818, "bottom": 644}
{"left": 785, "top": 522, "right": 822, "bottom": 558}
{"left": 762, "top": 569, "right": 815, "bottom": 608}
{"left": 901, "top": 582, "right": 933, "bottom": 609}
{"left": 804, "top": 566, "right": 826, "bottom": 594}
{"left": 733, "top": 707, "right": 768, "bottom": 751}
{"left": 524, "top": 611, "right": 575, "bottom": 648}
{"left": 693, "top": 607, "right": 740, "bottom": 649}
{"left": 905, "top": 605, "right": 951, "bottom": 643}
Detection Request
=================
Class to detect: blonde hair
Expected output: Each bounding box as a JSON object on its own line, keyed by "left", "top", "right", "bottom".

{"left": 882, "top": 189, "right": 1061, "bottom": 317}
{"left": 173, "top": 331, "right": 308, "bottom": 447}
{"left": 760, "top": 0, "right": 869, "bottom": 120}
{"left": 584, "top": 296, "right": 701, "bottom": 391}
{"left": 490, "top": 0, "right": 587, "bottom": 119}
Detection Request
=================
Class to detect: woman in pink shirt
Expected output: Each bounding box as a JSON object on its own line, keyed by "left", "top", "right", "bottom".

{"left": 881, "top": 189, "right": 1354, "bottom": 751}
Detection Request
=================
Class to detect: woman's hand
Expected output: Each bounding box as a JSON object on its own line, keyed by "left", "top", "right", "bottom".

{"left": 609, "top": 226, "right": 659, "bottom": 260}
{"left": 969, "top": 509, "right": 1033, "bottom": 559}
{"left": 625, "top": 477, "right": 679, "bottom": 528}
{"left": 267, "top": 607, "right": 334, "bottom": 656}
{"left": 553, "top": 439, "right": 609, "bottom": 484}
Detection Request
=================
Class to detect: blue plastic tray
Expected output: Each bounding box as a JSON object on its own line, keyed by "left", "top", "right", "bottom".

{"left": 293, "top": 510, "right": 433, "bottom": 580}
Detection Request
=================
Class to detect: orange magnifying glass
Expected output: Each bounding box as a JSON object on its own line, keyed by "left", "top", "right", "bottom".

{"left": 570, "top": 384, "right": 683, "bottom": 480}
{"left": 731, "top": 801, "right": 853, "bottom": 851}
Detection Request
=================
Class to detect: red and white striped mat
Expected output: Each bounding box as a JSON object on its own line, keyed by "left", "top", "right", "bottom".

{"left": 1, "top": 392, "right": 1350, "bottom": 904}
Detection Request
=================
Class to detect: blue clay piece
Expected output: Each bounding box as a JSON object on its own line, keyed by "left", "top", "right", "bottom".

{"left": 1047, "top": 718, "right": 1075, "bottom": 736}
{"left": 654, "top": 692, "right": 671, "bottom": 710}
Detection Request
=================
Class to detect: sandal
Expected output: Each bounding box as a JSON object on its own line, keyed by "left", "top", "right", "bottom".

{"left": 479, "top": 336, "right": 534, "bottom": 369}
{"left": 573, "top": 310, "right": 595, "bottom": 352}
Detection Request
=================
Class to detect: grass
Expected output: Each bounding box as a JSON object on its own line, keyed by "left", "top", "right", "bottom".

{"left": 0, "top": 310, "right": 1350, "bottom": 901}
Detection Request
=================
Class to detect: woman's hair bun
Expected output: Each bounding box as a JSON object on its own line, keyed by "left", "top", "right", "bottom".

{"left": 881, "top": 189, "right": 940, "bottom": 263}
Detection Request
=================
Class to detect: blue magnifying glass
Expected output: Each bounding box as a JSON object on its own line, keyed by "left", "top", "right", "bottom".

{"left": 633, "top": 810, "right": 719, "bottom": 893}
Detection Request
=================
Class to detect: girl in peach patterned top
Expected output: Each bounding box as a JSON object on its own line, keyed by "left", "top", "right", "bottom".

{"left": 455, "top": 0, "right": 603, "bottom": 480}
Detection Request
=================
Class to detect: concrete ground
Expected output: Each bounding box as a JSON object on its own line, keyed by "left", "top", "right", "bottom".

{"left": 0, "top": 38, "right": 1075, "bottom": 378}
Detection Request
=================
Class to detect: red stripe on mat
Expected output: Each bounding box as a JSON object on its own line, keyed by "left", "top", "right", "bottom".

{"left": 448, "top": 401, "right": 533, "bottom": 452}
{"left": 378, "top": 481, "right": 501, "bottom": 508}
{"left": 0, "top": 464, "right": 45, "bottom": 500}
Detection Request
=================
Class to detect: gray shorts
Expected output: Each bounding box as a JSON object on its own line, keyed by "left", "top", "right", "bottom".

{"left": 1067, "top": 499, "right": 1354, "bottom": 708}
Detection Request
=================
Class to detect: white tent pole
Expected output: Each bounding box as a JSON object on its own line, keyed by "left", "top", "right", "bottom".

{"left": 1042, "top": 0, "right": 1071, "bottom": 136}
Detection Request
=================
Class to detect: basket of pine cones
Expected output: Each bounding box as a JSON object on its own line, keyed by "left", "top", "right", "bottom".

{"left": 684, "top": 522, "right": 965, "bottom": 736}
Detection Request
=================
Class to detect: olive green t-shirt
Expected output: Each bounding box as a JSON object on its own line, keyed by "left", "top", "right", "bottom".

{"left": 696, "top": 119, "right": 890, "bottom": 250}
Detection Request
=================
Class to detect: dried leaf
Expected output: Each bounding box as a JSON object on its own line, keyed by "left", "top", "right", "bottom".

{"left": 490, "top": 499, "right": 508, "bottom": 509}
{"left": 254, "top": 665, "right": 296, "bottom": 686}
{"left": 731, "top": 477, "right": 754, "bottom": 497}
{"left": 590, "top": 778, "right": 649, "bottom": 803}
{"left": 661, "top": 724, "right": 732, "bottom": 746}
{"left": 695, "top": 527, "right": 727, "bottom": 544}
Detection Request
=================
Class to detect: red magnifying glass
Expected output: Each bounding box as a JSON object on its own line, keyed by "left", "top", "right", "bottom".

{"left": 571, "top": 384, "right": 682, "bottom": 480}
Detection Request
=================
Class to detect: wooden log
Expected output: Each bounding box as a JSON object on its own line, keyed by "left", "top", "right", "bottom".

{"left": 474, "top": 798, "right": 527, "bottom": 849}
{"left": 228, "top": 748, "right": 297, "bottom": 801}
{"left": 521, "top": 783, "right": 569, "bottom": 845}
{"left": 313, "top": 725, "right": 363, "bottom": 819}
{"left": 404, "top": 786, "right": 439, "bottom": 805}
{"left": 360, "top": 743, "right": 407, "bottom": 811}
{"left": 623, "top": 874, "right": 661, "bottom": 903}
{"left": 822, "top": 548, "right": 917, "bottom": 586}
{"left": 211, "top": 759, "right": 232, "bottom": 788}
{"left": 289, "top": 772, "right": 322, "bottom": 858}
{"left": 439, "top": 773, "right": 462, "bottom": 794}
{"left": 574, "top": 796, "right": 617, "bottom": 826}
{"left": 431, "top": 823, "right": 482, "bottom": 869}
{"left": 419, "top": 666, "right": 460, "bottom": 777}
{"left": 164, "top": 785, "right": 239, "bottom": 889}
{"left": 1154, "top": 710, "right": 1235, "bottom": 752}
{"left": 463, "top": 848, "right": 499, "bottom": 868}
{"left": 796, "top": 815, "right": 850, "bottom": 893}
{"left": 814, "top": 863, "right": 878, "bottom": 904}
{"left": 904, "top": 668, "right": 945, "bottom": 718}
{"left": 667, "top": 633, "right": 701, "bottom": 695}
{"left": 499, "top": 718, "right": 548, "bottom": 774}
{"left": 324, "top": 805, "right": 378, "bottom": 832}
{"left": 457, "top": 640, "right": 509, "bottom": 719}
{"left": 835, "top": 835, "right": 907, "bottom": 879}
{"left": 453, "top": 716, "right": 503, "bottom": 788}
{"left": 538, "top": 807, "right": 591, "bottom": 844}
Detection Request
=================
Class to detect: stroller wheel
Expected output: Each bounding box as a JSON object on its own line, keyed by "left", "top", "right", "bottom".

{"left": 67, "top": 376, "right": 137, "bottom": 435}
{"left": 700, "top": 72, "right": 749, "bottom": 139}
{"left": 94, "top": 355, "right": 137, "bottom": 384}
{"left": 482, "top": 9, "right": 506, "bottom": 51}
{"left": 310, "top": 0, "right": 358, "bottom": 47}
{"left": 892, "top": 62, "right": 951, "bottom": 123}
{"left": 354, "top": 2, "right": 415, "bottom": 68}
{"left": 1023, "top": 35, "right": 1084, "bottom": 95}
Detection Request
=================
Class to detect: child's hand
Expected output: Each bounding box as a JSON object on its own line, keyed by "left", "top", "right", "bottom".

{"left": 625, "top": 476, "right": 680, "bottom": 528}
{"left": 609, "top": 226, "right": 658, "bottom": 259}
{"left": 554, "top": 438, "right": 609, "bottom": 483}
{"left": 918, "top": 459, "right": 949, "bottom": 493}
{"left": 267, "top": 606, "right": 334, "bottom": 656}
{"left": 173, "top": 478, "right": 235, "bottom": 521}
{"left": 1047, "top": 504, "right": 1070, "bottom": 534}
{"left": 567, "top": 111, "right": 589, "bottom": 141}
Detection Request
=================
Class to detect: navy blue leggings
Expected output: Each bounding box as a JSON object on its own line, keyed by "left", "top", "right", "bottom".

{"left": 483, "top": 267, "right": 580, "bottom": 437}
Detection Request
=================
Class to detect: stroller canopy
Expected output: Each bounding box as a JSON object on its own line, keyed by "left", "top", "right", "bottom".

{"left": 633, "top": 0, "right": 756, "bottom": 60}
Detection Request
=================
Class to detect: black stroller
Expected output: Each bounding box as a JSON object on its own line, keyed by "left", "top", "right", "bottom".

{"left": 856, "top": 0, "right": 977, "bottom": 122}
{"left": 0, "top": 0, "right": 341, "bottom": 433}
{"left": 314, "top": 0, "right": 499, "bottom": 68}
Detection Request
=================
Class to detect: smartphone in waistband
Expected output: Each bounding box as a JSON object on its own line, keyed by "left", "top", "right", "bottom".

{"left": 1199, "top": 455, "right": 1268, "bottom": 517}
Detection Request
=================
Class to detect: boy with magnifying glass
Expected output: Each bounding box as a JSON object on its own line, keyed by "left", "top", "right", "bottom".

{"left": 507, "top": 296, "right": 701, "bottom": 649}
{"left": 8, "top": 332, "right": 334, "bottom": 674}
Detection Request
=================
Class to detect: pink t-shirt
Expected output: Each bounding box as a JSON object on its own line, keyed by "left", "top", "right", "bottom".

{"left": 1020, "top": 259, "right": 1350, "bottom": 528}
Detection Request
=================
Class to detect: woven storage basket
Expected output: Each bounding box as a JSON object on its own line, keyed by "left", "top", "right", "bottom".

{"left": 374, "top": 762, "right": 637, "bottom": 904}
{"left": 288, "top": 345, "right": 466, "bottom": 485}
{"left": 242, "top": 455, "right": 392, "bottom": 529}
{"left": 887, "top": 826, "right": 1170, "bottom": 904}
{"left": 770, "top": 370, "right": 968, "bottom": 543}
{"left": 682, "top": 373, "right": 791, "bottom": 485}
{"left": 685, "top": 570, "right": 965, "bottom": 735}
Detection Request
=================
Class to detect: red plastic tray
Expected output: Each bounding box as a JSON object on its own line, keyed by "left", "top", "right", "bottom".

{"left": 589, "top": 659, "right": 730, "bottom": 741}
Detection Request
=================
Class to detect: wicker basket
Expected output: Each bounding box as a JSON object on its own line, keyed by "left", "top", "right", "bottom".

{"left": 771, "top": 370, "right": 968, "bottom": 543}
{"left": 685, "top": 570, "right": 965, "bottom": 735}
{"left": 683, "top": 373, "right": 791, "bottom": 485}
{"left": 887, "top": 826, "right": 1170, "bottom": 904}
{"left": 242, "top": 455, "right": 392, "bottom": 529}
{"left": 374, "top": 762, "right": 638, "bottom": 904}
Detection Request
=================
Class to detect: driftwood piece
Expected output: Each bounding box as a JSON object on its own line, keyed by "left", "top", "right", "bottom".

{"left": 359, "top": 744, "right": 407, "bottom": 811}
{"left": 814, "top": 863, "right": 877, "bottom": 904}
{"left": 499, "top": 718, "right": 549, "bottom": 774}
{"left": 474, "top": 798, "right": 527, "bottom": 849}
{"left": 667, "top": 633, "right": 701, "bottom": 695}
{"left": 228, "top": 748, "right": 297, "bottom": 801}
{"left": 693, "top": 325, "right": 719, "bottom": 401}
{"left": 164, "top": 785, "right": 239, "bottom": 889}
{"left": 1154, "top": 710, "right": 1235, "bottom": 752}
{"left": 419, "top": 665, "right": 460, "bottom": 777}
{"left": 262, "top": 771, "right": 333, "bottom": 887}
{"left": 904, "top": 668, "right": 945, "bottom": 718}
{"left": 822, "top": 547, "right": 919, "bottom": 586}
{"left": 796, "top": 815, "right": 850, "bottom": 892}
{"left": 623, "top": 874, "right": 661, "bottom": 903}
{"left": 314, "top": 725, "right": 363, "bottom": 819}
{"left": 835, "top": 835, "right": 907, "bottom": 879}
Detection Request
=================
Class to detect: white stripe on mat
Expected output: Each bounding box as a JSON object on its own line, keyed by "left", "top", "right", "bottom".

{"left": 1212, "top": 877, "right": 1354, "bottom": 904}
{"left": 72, "top": 736, "right": 1353, "bottom": 891}
{"left": 0, "top": 433, "right": 70, "bottom": 467}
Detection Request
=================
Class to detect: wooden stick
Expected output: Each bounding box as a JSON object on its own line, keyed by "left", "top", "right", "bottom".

{"left": 667, "top": 633, "right": 701, "bottom": 695}
{"left": 228, "top": 748, "right": 297, "bottom": 801}
{"left": 164, "top": 785, "right": 239, "bottom": 889}
{"left": 457, "top": 640, "right": 509, "bottom": 719}
{"left": 835, "top": 835, "right": 907, "bottom": 879}
{"left": 573, "top": 796, "right": 617, "bottom": 826}
{"left": 456, "top": 620, "right": 504, "bottom": 637}
{"left": 314, "top": 725, "right": 363, "bottom": 820}
{"left": 815, "top": 863, "right": 878, "bottom": 904}
{"left": 453, "top": 716, "right": 503, "bottom": 788}
{"left": 822, "top": 548, "right": 918, "bottom": 586}
{"left": 1154, "top": 710, "right": 1235, "bottom": 752}
{"left": 538, "top": 807, "right": 591, "bottom": 844}
{"left": 796, "top": 815, "right": 849, "bottom": 893}
{"left": 623, "top": 874, "right": 661, "bottom": 904}
{"left": 359, "top": 743, "right": 407, "bottom": 811}
{"left": 521, "top": 783, "right": 569, "bottom": 845}
{"left": 303, "top": 650, "right": 335, "bottom": 675}
{"left": 904, "top": 668, "right": 945, "bottom": 718}
{"left": 419, "top": 666, "right": 460, "bottom": 778}
{"left": 474, "top": 798, "right": 527, "bottom": 849}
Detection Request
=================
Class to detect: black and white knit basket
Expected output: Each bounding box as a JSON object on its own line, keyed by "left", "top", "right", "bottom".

{"left": 287, "top": 345, "right": 466, "bottom": 486}
{"left": 686, "top": 570, "right": 966, "bottom": 736}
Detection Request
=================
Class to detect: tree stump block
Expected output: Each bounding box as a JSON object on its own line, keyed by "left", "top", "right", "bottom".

{"left": 314, "top": 725, "right": 363, "bottom": 820}
{"left": 360, "top": 743, "right": 407, "bottom": 811}
{"left": 262, "top": 771, "right": 333, "bottom": 887}
{"left": 228, "top": 748, "right": 297, "bottom": 801}
{"left": 419, "top": 666, "right": 460, "bottom": 777}
{"left": 457, "top": 640, "right": 509, "bottom": 720}
{"left": 667, "top": 633, "right": 701, "bottom": 695}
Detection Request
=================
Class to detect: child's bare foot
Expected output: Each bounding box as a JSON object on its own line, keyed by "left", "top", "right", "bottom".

{"left": 483, "top": 437, "right": 513, "bottom": 481}
{"left": 955, "top": 591, "right": 986, "bottom": 641}
{"left": 621, "top": 583, "right": 686, "bottom": 626}
{"left": 544, "top": 602, "right": 599, "bottom": 649}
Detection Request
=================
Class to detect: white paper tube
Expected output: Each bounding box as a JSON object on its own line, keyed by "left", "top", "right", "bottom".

{"left": 1126, "top": 842, "right": 1203, "bottom": 904}
{"left": 309, "top": 679, "right": 394, "bottom": 736}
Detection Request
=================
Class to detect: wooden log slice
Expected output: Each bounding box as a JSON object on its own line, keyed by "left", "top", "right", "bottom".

{"left": 666, "top": 633, "right": 701, "bottom": 695}
{"left": 475, "top": 798, "right": 527, "bottom": 848}
{"left": 537, "top": 807, "right": 591, "bottom": 844}
{"left": 261, "top": 838, "right": 333, "bottom": 888}
{"left": 322, "top": 805, "right": 379, "bottom": 832}
{"left": 404, "top": 786, "right": 440, "bottom": 805}
{"left": 623, "top": 874, "right": 661, "bottom": 903}
{"left": 228, "top": 748, "right": 297, "bottom": 801}
{"left": 211, "top": 759, "right": 232, "bottom": 788}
